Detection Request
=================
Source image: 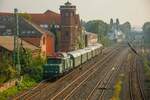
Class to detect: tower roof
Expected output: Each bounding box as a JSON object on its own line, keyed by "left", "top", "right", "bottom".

{"left": 60, "top": 1, "right": 76, "bottom": 10}
{"left": 65, "top": 1, "right": 72, "bottom": 6}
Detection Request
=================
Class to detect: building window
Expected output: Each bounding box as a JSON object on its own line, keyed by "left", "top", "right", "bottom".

{"left": 6, "top": 29, "right": 11, "bottom": 33}
{"left": 32, "top": 31, "right": 35, "bottom": 34}
{"left": 40, "top": 24, "right": 44, "bottom": 28}
{"left": 44, "top": 24, "right": 48, "bottom": 28}
{"left": 27, "top": 31, "right": 31, "bottom": 34}
{"left": 0, "top": 48, "right": 2, "bottom": 53}
{"left": 56, "top": 25, "right": 60, "bottom": 28}
{"left": 70, "top": 13, "right": 73, "bottom": 16}
{"left": 43, "top": 37, "right": 46, "bottom": 45}
{"left": 65, "top": 12, "right": 69, "bottom": 16}
{"left": 63, "top": 31, "right": 69, "bottom": 39}
{"left": 66, "top": 32, "right": 69, "bottom": 37}
{"left": 72, "top": 12, "right": 75, "bottom": 16}
{"left": 0, "top": 25, "right": 5, "bottom": 29}
{"left": 22, "top": 31, "right": 26, "bottom": 34}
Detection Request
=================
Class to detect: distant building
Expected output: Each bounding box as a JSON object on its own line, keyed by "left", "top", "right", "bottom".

{"left": 85, "top": 32, "right": 98, "bottom": 46}
{"left": 108, "top": 30, "right": 125, "bottom": 42}
{"left": 108, "top": 19, "right": 125, "bottom": 42}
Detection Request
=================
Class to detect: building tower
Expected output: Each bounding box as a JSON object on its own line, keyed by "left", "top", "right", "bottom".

{"left": 60, "top": 1, "right": 78, "bottom": 52}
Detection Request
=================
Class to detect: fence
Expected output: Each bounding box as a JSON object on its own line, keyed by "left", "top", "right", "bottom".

{"left": 0, "top": 79, "right": 18, "bottom": 92}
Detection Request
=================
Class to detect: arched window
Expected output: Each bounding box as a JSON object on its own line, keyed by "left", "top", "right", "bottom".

{"left": 43, "top": 37, "right": 46, "bottom": 45}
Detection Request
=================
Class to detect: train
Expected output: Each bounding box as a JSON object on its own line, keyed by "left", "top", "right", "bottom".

{"left": 43, "top": 44, "right": 103, "bottom": 79}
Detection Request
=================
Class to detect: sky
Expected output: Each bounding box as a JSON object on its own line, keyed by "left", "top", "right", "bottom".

{"left": 0, "top": 0, "right": 150, "bottom": 27}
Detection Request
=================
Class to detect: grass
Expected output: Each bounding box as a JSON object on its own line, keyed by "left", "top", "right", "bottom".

{"left": 0, "top": 75, "right": 37, "bottom": 100}
{"left": 143, "top": 56, "right": 150, "bottom": 90}
{"left": 143, "top": 58, "right": 150, "bottom": 79}
{"left": 110, "top": 74, "right": 124, "bottom": 100}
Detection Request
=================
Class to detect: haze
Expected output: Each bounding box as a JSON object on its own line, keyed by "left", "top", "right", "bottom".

{"left": 0, "top": 0, "right": 150, "bottom": 27}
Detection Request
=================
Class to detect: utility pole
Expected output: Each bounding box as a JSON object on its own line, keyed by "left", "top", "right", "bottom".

{"left": 14, "top": 8, "right": 21, "bottom": 76}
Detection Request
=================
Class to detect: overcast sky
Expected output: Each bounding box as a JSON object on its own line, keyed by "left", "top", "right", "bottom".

{"left": 0, "top": 0, "right": 150, "bottom": 27}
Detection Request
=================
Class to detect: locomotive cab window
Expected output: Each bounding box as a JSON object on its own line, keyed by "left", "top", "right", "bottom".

{"left": 47, "top": 58, "right": 62, "bottom": 64}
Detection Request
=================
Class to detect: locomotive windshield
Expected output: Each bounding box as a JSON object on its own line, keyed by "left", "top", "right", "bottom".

{"left": 47, "top": 58, "right": 62, "bottom": 64}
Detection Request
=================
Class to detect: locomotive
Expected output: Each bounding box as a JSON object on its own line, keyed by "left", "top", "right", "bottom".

{"left": 43, "top": 44, "right": 103, "bottom": 79}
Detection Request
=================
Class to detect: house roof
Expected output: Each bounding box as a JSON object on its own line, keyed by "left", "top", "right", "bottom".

{"left": 0, "top": 36, "right": 39, "bottom": 51}
{"left": 22, "top": 18, "right": 54, "bottom": 47}
{"left": 0, "top": 10, "right": 61, "bottom": 25}
{"left": 29, "top": 10, "right": 61, "bottom": 25}
{"left": 24, "top": 18, "right": 50, "bottom": 34}
{"left": 21, "top": 37, "right": 41, "bottom": 47}
{"left": 85, "top": 32, "right": 97, "bottom": 36}
{"left": 0, "top": 12, "right": 12, "bottom": 16}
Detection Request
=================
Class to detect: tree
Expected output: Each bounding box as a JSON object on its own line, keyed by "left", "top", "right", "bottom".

{"left": 116, "top": 18, "right": 120, "bottom": 30}
{"left": 116, "top": 18, "right": 120, "bottom": 26}
{"left": 19, "top": 12, "right": 32, "bottom": 21}
{"left": 85, "top": 20, "right": 109, "bottom": 36}
{"left": 120, "top": 22, "right": 131, "bottom": 33}
{"left": 143, "top": 22, "right": 150, "bottom": 34}
{"left": 0, "top": 53, "right": 17, "bottom": 83}
{"left": 142, "top": 22, "right": 150, "bottom": 44}
{"left": 110, "top": 18, "right": 113, "bottom": 26}
{"left": 83, "top": 20, "right": 111, "bottom": 46}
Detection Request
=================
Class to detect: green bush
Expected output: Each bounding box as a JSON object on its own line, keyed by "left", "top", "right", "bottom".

{"left": 0, "top": 48, "right": 45, "bottom": 99}
{"left": 0, "top": 75, "right": 37, "bottom": 100}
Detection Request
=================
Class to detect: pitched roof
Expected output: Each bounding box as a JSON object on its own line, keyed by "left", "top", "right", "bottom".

{"left": 0, "top": 36, "right": 39, "bottom": 51}
{"left": 85, "top": 32, "right": 97, "bottom": 35}
{"left": 0, "top": 10, "right": 61, "bottom": 25}
{"left": 29, "top": 10, "right": 61, "bottom": 25}
{"left": 24, "top": 18, "right": 49, "bottom": 34}
{"left": 0, "top": 12, "right": 12, "bottom": 16}
{"left": 21, "top": 37, "right": 41, "bottom": 47}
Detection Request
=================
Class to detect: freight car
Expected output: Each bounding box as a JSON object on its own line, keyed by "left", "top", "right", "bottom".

{"left": 43, "top": 44, "right": 103, "bottom": 79}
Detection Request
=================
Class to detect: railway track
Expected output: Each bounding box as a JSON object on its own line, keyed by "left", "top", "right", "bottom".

{"left": 50, "top": 47, "right": 126, "bottom": 100}
{"left": 13, "top": 48, "right": 113, "bottom": 100}
{"left": 129, "top": 55, "right": 146, "bottom": 100}
{"left": 14, "top": 46, "right": 124, "bottom": 100}
{"left": 86, "top": 48, "right": 128, "bottom": 100}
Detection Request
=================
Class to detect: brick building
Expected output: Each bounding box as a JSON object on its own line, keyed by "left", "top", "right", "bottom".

{"left": 0, "top": 36, "right": 39, "bottom": 62}
{"left": 0, "top": 15, "right": 55, "bottom": 57}
{"left": 0, "top": 1, "right": 82, "bottom": 53}
{"left": 0, "top": 10, "right": 60, "bottom": 34}
{"left": 85, "top": 32, "right": 98, "bottom": 46}
{"left": 60, "top": 2, "right": 82, "bottom": 52}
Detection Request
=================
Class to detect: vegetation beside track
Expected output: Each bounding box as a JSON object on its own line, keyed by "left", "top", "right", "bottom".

{"left": 0, "top": 51, "right": 45, "bottom": 100}
{"left": 143, "top": 52, "right": 150, "bottom": 99}
{"left": 0, "top": 75, "right": 37, "bottom": 100}
{"left": 143, "top": 52, "right": 150, "bottom": 80}
{"left": 110, "top": 74, "right": 124, "bottom": 100}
